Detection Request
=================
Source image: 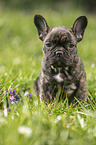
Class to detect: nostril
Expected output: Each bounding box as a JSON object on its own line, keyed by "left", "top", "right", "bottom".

{"left": 56, "top": 51, "right": 63, "bottom": 56}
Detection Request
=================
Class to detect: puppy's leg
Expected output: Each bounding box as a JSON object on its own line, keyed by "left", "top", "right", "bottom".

{"left": 33, "top": 77, "right": 40, "bottom": 97}
{"left": 40, "top": 83, "right": 58, "bottom": 103}
{"left": 76, "top": 73, "right": 87, "bottom": 101}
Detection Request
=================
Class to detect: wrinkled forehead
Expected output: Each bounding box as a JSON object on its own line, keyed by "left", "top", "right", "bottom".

{"left": 45, "top": 26, "right": 76, "bottom": 44}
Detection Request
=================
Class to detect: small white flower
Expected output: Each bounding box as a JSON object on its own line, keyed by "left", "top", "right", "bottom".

{"left": 4, "top": 73, "right": 7, "bottom": 76}
{"left": 24, "top": 91, "right": 29, "bottom": 97}
{"left": 12, "top": 116, "right": 14, "bottom": 120}
{"left": 54, "top": 115, "right": 62, "bottom": 123}
{"left": 18, "top": 126, "right": 32, "bottom": 137}
{"left": 4, "top": 104, "right": 7, "bottom": 117}
{"left": 16, "top": 112, "right": 19, "bottom": 116}
{"left": 91, "top": 63, "right": 95, "bottom": 68}
{"left": 77, "top": 114, "right": 85, "bottom": 128}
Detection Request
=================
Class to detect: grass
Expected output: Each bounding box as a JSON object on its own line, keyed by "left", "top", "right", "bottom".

{"left": 0, "top": 3, "right": 96, "bottom": 145}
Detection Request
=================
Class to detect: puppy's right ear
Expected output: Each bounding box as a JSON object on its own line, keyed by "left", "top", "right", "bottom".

{"left": 34, "top": 15, "right": 51, "bottom": 41}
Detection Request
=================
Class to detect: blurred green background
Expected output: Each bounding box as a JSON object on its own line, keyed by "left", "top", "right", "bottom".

{"left": 0, "top": 0, "right": 96, "bottom": 92}
{"left": 0, "top": 0, "right": 96, "bottom": 12}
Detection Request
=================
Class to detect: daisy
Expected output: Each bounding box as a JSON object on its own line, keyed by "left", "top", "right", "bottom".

{"left": 18, "top": 126, "right": 32, "bottom": 137}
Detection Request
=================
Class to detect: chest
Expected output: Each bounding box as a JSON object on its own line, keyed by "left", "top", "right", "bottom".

{"left": 52, "top": 66, "right": 73, "bottom": 83}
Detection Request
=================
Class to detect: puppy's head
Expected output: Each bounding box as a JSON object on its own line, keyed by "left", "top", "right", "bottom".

{"left": 34, "top": 15, "right": 88, "bottom": 68}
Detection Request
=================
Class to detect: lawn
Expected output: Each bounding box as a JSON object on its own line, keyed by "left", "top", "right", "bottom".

{"left": 0, "top": 3, "right": 96, "bottom": 145}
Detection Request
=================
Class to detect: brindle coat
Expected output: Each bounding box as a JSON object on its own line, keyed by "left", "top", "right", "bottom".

{"left": 33, "top": 15, "right": 88, "bottom": 103}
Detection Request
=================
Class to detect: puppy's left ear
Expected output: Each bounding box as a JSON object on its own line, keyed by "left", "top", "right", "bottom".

{"left": 71, "top": 16, "right": 88, "bottom": 42}
{"left": 34, "top": 14, "right": 51, "bottom": 41}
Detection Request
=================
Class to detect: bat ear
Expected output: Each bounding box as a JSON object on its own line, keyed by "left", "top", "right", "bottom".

{"left": 34, "top": 14, "right": 51, "bottom": 41}
{"left": 71, "top": 16, "right": 88, "bottom": 42}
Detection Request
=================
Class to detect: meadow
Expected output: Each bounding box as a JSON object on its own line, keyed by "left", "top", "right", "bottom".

{"left": 0, "top": 3, "right": 96, "bottom": 145}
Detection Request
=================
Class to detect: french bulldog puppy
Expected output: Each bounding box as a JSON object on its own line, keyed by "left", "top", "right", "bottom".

{"left": 33, "top": 14, "right": 88, "bottom": 103}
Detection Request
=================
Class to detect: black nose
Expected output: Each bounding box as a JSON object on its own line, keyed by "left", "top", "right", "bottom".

{"left": 56, "top": 51, "right": 63, "bottom": 57}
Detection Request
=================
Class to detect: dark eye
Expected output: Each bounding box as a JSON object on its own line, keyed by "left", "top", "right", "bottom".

{"left": 45, "top": 42, "right": 52, "bottom": 47}
{"left": 69, "top": 44, "right": 74, "bottom": 48}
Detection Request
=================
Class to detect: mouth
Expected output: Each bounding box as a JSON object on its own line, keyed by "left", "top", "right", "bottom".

{"left": 51, "top": 57, "right": 68, "bottom": 68}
